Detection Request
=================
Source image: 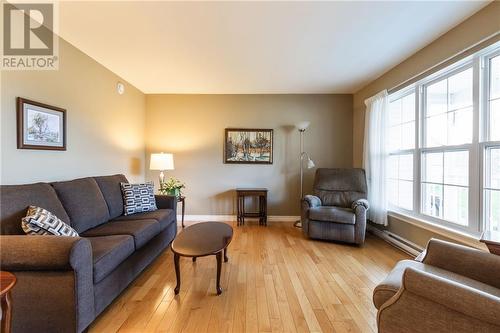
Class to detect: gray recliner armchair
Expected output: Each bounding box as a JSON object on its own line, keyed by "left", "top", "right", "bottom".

{"left": 301, "top": 168, "right": 369, "bottom": 245}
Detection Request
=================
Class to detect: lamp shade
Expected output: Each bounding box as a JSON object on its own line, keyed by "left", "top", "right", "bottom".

{"left": 306, "top": 157, "right": 315, "bottom": 169}
{"left": 295, "top": 121, "right": 310, "bottom": 131}
{"left": 150, "top": 153, "right": 174, "bottom": 170}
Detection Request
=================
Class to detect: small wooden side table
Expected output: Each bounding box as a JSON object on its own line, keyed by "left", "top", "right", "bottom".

{"left": 178, "top": 196, "right": 186, "bottom": 228}
{"left": 480, "top": 230, "right": 500, "bottom": 255}
{"left": 1, "top": 271, "right": 16, "bottom": 333}
{"left": 236, "top": 188, "right": 268, "bottom": 226}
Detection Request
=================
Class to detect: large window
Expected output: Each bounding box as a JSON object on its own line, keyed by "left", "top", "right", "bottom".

{"left": 387, "top": 42, "right": 500, "bottom": 235}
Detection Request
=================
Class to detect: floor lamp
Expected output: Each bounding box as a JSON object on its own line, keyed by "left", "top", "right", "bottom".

{"left": 294, "top": 121, "right": 315, "bottom": 228}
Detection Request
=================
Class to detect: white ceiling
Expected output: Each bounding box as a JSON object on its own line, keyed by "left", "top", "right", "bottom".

{"left": 58, "top": 1, "right": 489, "bottom": 94}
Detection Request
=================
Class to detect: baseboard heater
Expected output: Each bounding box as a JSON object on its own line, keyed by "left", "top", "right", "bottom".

{"left": 368, "top": 225, "right": 424, "bottom": 257}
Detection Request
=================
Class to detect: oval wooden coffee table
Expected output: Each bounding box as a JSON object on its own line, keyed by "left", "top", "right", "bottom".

{"left": 171, "top": 222, "right": 233, "bottom": 295}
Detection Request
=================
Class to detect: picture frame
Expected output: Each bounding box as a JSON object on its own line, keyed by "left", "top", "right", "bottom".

{"left": 17, "top": 97, "right": 66, "bottom": 151}
{"left": 224, "top": 128, "right": 273, "bottom": 164}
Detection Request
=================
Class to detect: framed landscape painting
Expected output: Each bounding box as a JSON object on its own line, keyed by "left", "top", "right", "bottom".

{"left": 224, "top": 128, "right": 273, "bottom": 164}
{"left": 17, "top": 97, "right": 66, "bottom": 150}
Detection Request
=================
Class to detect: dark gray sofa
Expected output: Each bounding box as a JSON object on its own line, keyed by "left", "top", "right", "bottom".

{"left": 0, "top": 174, "right": 177, "bottom": 333}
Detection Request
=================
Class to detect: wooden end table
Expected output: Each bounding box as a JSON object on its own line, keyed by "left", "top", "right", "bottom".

{"left": 480, "top": 230, "right": 500, "bottom": 255}
{"left": 171, "top": 222, "right": 233, "bottom": 295}
{"left": 178, "top": 196, "right": 186, "bottom": 228}
{"left": 1, "top": 271, "right": 16, "bottom": 333}
{"left": 236, "top": 188, "right": 268, "bottom": 226}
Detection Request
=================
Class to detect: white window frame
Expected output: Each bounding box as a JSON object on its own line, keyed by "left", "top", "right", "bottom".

{"left": 387, "top": 41, "right": 500, "bottom": 238}
{"left": 482, "top": 49, "right": 500, "bottom": 231}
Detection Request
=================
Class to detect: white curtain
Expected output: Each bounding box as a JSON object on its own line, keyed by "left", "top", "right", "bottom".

{"left": 363, "top": 90, "right": 389, "bottom": 226}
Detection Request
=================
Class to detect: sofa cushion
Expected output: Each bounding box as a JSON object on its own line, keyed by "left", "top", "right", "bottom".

{"left": 0, "top": 183, "right": 70, "bottom": 235}
{"left": 94, "top": 174, "right": 128, "bottom": 219}
{"left": 308, "top": 206, "right": 355, "bottom": 224}
{"left": 82, "top": 219, "right": 161, "bottom": 249}
{"left": 22, "top": 206, "right": 79, "bottom": 237}
{"left": 113, "top": 209, "right": 176, "bottom": 231}
{"left": 87, "top": 235, "right": 135, "bottom": 283}
{"left": 373, "top": 259, "right": 500, "bottom": 309}
{"left": 51, "top": 178, "right": 110, "bottom": 233}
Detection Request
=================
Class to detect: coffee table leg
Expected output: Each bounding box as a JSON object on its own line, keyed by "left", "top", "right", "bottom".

{"left": 174, "top": 253, "right": 181, "bottom": 294}
{"left": 224, "top": 247, "right": 228, "bottom": 262}
{"left": 216, "top": 251, "right": 223, "bottom": 295}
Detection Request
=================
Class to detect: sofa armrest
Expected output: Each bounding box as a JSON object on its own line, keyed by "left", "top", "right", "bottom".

{"left": 302, "top": 195, "right": 321, "bottom": 208}
{"left": 351, "top": 198, "right": 369, "bottom": 210}
{"left": 155, "top": 194, "right": 177, "bottom": 212}
{"left": 422, "top": 238, "right": 500, "bottom": 289}
{"left": 1, "top": 235, "right": 95, "bottom": 332}
{"left": 1, "top": 235, "right": 91, "bottom": 271}
{"left": 404, "top": 267, "right": 500, "bottom": 325}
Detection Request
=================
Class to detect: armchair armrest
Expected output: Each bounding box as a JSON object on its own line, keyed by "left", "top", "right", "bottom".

{"left": 351, "top": 198, "right": 369, "bottom": 210}
{"left": 1, "top": 235, "right": 91, "bottom": 271}
{"left": 302, "top": 195, "right": 321, "bottom": 208}
{"left": 422, "top": 238, "right": 500, "bottom": 289}
{"left": 155, "top": 195, "right": 178, "bottom": 212}
{"left": 397, "top": 268, "right": 500, "bottom": 326}
{"left": 351, "top": 199, "right": 368, "bottom": 245}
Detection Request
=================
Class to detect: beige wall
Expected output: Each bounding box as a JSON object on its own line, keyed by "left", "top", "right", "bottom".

{"left": 352, "top": 2, "right": 500, "bottom": 248}
{"left": 1, "top": 38, "right": 146, "bottom": 184}
{"left": 146, "top": 94, "right": 352, "bottom": 215}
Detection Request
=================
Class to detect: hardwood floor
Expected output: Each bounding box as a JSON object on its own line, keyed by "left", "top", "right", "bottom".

{"left": 89, "top": 221, "right": 409, "bottom": 333}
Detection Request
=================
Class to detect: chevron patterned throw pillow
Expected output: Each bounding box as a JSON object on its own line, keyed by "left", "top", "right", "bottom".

{"left": 22, "top": 206, "right": 79, "bottom": 237}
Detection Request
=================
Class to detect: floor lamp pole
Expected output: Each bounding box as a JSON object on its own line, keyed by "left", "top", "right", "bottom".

{"left": 295, "top": 129, "right": 306, "bottom": 228}
{"left": 299, "top": 129, "right": 305, "bottom": 199}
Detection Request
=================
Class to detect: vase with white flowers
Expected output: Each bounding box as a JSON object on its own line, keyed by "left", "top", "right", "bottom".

{"left": 159, "top": 177, "right": 185, "bottom": 197}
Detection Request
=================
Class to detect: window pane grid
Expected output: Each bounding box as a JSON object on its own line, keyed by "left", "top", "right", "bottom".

{"left": 389, "top": 92, "right": 416, "bottom": 152}
{"left": 424, "top": 67, "right": 473, "bottom": 148}
{"left": 489, "top": 54, "right": 500, "bottom": 141}
{"left": 387, "top": 44, "right": 500, "bottom": 234}
{"left": 485, "top": 146, "right": 500, "bottom": 231}
{"left": 485, "top": 189, "right": 500, "bottom": 231}
{"left": 387, "top": 152, "right": 414, "bottom": 210}
{"left": 421, "top": 150, "right": 469, "bottom": 226}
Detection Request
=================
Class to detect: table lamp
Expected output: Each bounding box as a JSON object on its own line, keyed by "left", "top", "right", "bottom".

{"left": 150, "top": 152, "right": 174, "bottom": 185}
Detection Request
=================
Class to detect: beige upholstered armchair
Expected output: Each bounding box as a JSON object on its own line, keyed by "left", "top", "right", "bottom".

{"left": 374, "top": 238, "right": 500, "bottom": 333}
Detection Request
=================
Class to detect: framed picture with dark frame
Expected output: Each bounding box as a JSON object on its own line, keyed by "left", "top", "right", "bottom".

{"left": 17, "top": 97, "right": 66, "bottom": 150}
{"left": 224, "top": 128, "right": 273, "bottom": 164}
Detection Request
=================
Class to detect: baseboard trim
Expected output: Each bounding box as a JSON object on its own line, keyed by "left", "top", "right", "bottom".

{"left": 177, "top": 215, "right": 300, "bottom": 222}
{"left": 367, "top": 225, "right": 424, "bottom": 257}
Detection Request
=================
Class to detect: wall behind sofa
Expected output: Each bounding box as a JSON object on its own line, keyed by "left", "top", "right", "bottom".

{"left": 145, "top": 94, "right": 352, "bottom": 216}
{"left": 1, "top": 38, "right": 146, "bottom": 184}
